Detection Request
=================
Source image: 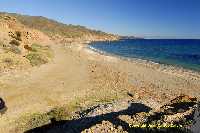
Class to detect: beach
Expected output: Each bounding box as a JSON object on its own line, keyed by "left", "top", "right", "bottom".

{"left": 0, "top": 42, "right": 200, "bottom": 132}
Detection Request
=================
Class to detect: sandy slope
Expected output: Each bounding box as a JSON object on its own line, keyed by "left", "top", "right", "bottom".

{"left": 0, "top": 43, "right": 130, "bottom": 132}
{"left": 0, "top": 44, "right": 92, "bottom": 131}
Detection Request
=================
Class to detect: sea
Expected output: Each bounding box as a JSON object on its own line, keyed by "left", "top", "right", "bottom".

{"left": 89, "top": 39, "right": 200, "bottom": 72}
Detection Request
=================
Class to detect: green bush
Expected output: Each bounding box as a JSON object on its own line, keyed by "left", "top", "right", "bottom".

{"left": 25, "top": 52, "right": 49, "bottom": 66}
{"left": 47, "top": 106, "right": 70, "bottom": 121}
{"left": 30, "top": 43, "right": 43, "bottom": 52}
{"left": 25, "top": 43, "right": 53, "bottom": 66}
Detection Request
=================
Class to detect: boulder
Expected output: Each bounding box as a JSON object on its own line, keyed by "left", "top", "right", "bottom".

{"left": 0, "top": 98, "right": 7, "bottom": 114}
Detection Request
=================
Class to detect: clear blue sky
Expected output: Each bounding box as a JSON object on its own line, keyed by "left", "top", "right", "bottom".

{"left": 1, "top": 0, "right": 200, "bottom": 38}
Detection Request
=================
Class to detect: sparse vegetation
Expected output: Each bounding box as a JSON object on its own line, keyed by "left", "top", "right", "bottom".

{"left": 0, "top": 41, "right": 21, "bottom": 54}
{"left": 9, "top": 31, "right": 22, "bottom": 41}
{"left": 25, "top": 43, "right": 53, "bottom": 66}
{"left": 15, "top": 113, "right": 50, "bottom": 132}
{"left": 3, "top": 13, "right": 116, "bottom": 40}
{"left": 47, "top": 106, "right": 71, "bottom": 121}
{"left": 15, "top": 103, "right": 80, "bottom": 132}
{"left": 24, "top": 45, "right": 32, "bottom": 51}
{"left": 26, "top": 52, "right": 49, "bottom": 66}
{"left": 9, "top": 39, "right": 21, "bottom": 46}
{"left": 3, "top": 45, "right": 21, "bottom": 54}
{"left": 0, "top": 52, "right": 30, "bottom": 72}
{"left": 2, "top": 58, "right": 13, "bottom": 66}
{"left": 0, "top": 41, "right": 7, "bottom": 48}
{"left": 15, "top": 31, "right": 22, "bottom": 41}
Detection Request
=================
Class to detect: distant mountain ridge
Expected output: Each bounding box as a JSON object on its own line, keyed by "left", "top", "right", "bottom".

{"left": 120, "top": 36, "right": 144, "bottom": 40}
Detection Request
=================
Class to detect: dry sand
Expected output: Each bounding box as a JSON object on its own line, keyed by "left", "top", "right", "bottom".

{"left": 0, "top": 43, "right": 199, "bottom": 132}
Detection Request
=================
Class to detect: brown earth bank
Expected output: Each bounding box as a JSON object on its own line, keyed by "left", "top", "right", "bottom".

{"left": 0, "top": 13, "right": 199, "bottom": 133}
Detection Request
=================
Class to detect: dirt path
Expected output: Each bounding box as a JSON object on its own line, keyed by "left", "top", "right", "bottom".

{"left": 0, "top": 44, "right": 93, "bottom": 131}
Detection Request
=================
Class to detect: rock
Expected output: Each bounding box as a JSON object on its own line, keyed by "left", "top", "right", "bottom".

{"left": 82, "top": 121, "right": 127, "bottom": 133}
{"left": 160, "top": 95, "right": 197, "bottom": 115}
{"left": 27, "top": 96, "right": 199, "bottom": 132}
{"left": 127, "top": 92, "right": 134, "bottom": 97}
{"left": 170, "top": 95, "right": 197, "bottom": 104}
{"left": 0, "top": 97, "right": 7, "bottom": 114}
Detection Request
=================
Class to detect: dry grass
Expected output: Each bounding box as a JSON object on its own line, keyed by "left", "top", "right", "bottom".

{"left": 14, "top": 113, "right": 50, "bottom": 132}
{"left": 0, "top": 41, "right": 21, "bottom": 54}
{"left": 0, "top": 52, "right": 30, "bottom": 72}
{"left": 25, "top": 43, "right": 54, "bottom": 66}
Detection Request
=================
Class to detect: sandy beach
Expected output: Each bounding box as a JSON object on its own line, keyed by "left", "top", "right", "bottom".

{"left": 0, "top": 42, "right": 199, "bottom": 132}
{"left": 85, "top": 43, "right": 200, "bottom": 100}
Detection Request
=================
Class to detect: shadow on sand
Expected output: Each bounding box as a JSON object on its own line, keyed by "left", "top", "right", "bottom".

{"left": 25, "top": 102, "right": 194, "bottom": 133}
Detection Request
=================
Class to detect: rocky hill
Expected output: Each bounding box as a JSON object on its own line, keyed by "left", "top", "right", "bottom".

{"left": 1, "top": 12, "right": 119, "bottom": 43}
{"left": 0, "top": 12, "right": 118, "bottom": 73}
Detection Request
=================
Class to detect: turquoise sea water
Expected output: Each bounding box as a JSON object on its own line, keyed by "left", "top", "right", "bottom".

{"left": 89, "top": 39, "right": 200, "bottom": 72}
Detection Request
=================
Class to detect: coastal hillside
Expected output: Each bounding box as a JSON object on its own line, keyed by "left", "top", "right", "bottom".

{"left": 0, "top": 13, "right": 54, "bottom": 73}
{"left": 0, "top": 12, "right": 118, "bottom": 72}
{"left": 0, "top": 12, "right": 119, "bottom": 43}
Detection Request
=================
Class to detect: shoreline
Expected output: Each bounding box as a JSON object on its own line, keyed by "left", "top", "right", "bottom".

{"left": 0, "top": 42, "right": 200, "bottom": 132}
{"left": 87, "top": 43, "right": 200, "bottom": 80}
{"left": 81, "top": 42, "right": 200, "bottom": 101}
{"left": 25, "top": 43, "right": 200, "bottom": 132}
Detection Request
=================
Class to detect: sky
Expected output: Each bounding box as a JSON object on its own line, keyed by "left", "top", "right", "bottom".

{"left": 0, "top": 0, "right": 200, "bottom": 38}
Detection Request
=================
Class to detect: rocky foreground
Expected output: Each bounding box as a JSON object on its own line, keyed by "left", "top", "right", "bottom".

{"left": 26, "top": 95, "right": 199, "bottom": 133}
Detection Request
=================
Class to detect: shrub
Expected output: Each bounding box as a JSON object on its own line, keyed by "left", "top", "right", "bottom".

{"left": 30, "top": 43, "right": 42, "bottom": 52}
{"left": 9, "top": 46, "right": 21, "bottom": 54}
{"left": 4, "top": 45, "right": 21, "bottom": 54}
{"left": 25, "top": 52, "right": 49, "bottom": 66}
{"left": 24, "top": 45, "right": 32, "bottom": 51}
{"left": 25, "top": 43, "right": 53, "bottom": 66}
{"left": 9, "top": 31, "right": 22, "bottom": 41}
{"left": 47, "top": 106, "right": 70, "bottom": 121}
{"left": 2, "top": 58, "right": 13, "bottom": 66}
{"left": 9, "top": 39, "right": 20, "bottom": 46}
{"left": 0, "top": 42, "right": 8, "bottom": 48}
{"left": 0, "top": 42, "right": 4, "bottom": 47}
{"left": 15, "top": 113, "right": 50, "bottom": 132}
{"left": 0, "top": 41, "right": 21, "bottom": 54}
{"left": 15, "top": 31, "right": 22, "bottom": 41}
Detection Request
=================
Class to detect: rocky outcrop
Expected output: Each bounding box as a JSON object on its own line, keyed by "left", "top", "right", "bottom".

{"left": 0, "top": 98, "right": 7, "bottom": 115}
{"left": 118, "top": 95, "right": 198, "bottom": 132}
{"left": 26, "top": 95, "right": 199, "bottom": 133}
